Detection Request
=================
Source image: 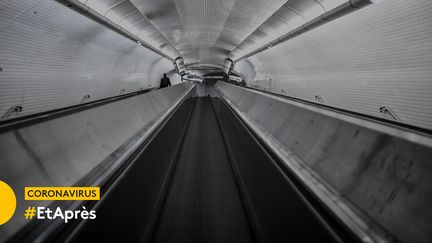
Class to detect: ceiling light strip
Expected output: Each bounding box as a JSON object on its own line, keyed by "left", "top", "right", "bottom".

{"left": 56, "top": 0, "right": 177, "bottom": 61}
{"left": 233, "top": 0, "right": 375, "bottom": 62}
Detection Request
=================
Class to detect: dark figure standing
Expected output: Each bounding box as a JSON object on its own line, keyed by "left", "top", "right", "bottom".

{"left": 160, "top": 73, "right": 171, "bottom": 88}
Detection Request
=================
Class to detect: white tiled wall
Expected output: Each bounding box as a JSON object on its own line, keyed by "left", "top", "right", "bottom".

{"left": 235, "top": 0, "right": 432, "bottom": 130}
{"left": 0, "top": 0, "right": 176, "bottom": 120}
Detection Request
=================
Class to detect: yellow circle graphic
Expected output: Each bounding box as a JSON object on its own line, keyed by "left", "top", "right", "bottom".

{"left": 0, "top": 180, "right": 16, "bottom": 225}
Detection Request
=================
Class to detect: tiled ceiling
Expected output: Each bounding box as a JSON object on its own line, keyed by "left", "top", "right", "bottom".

{"left": 75, "top": 0, "right": 180, "bottom": 58}
{"left": 75, "top": 0, "right": 360, "bottom": 67}
{"left": 129, "top": 0, "right": 287, "bottom": 65}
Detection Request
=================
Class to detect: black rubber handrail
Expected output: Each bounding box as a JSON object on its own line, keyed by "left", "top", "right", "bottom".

{"left": 6, "top": 86, "right": 195, "bottom": 243}
{"left": 215, "top": 88, "right": 366, "bottom": 243}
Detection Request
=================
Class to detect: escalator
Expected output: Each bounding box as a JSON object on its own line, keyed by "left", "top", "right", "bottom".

{"left": 12, "top": 94, "right": 361, "bottom": 243}
{"left": 152, "top": 98, "right": 254, "bottom": 243}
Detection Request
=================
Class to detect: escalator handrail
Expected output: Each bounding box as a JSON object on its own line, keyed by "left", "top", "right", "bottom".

{"left": 7, "top": 85, "right": 196, "bottom": 243}
{"left": 214, "top": 87, "right": 393, "bottom": 243}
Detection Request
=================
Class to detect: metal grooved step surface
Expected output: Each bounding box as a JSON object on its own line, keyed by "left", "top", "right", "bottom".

{"left": 152, "top": 97, "right": 254, "bottom": 243}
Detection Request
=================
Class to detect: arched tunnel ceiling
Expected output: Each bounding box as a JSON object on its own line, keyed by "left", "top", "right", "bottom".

{"left": 74, "top": 0, "right": 358, "bottom": 66}
{"left": 129, "top": 0, "right": 287, "bottom": 65}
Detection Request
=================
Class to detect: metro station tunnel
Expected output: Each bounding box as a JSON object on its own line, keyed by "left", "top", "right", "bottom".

{"left": 1, "top": 0, "right": 432, "bottom": 243}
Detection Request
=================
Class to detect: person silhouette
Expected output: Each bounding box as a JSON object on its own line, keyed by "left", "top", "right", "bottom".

{"left": 160, "top": 73, "right": 171, "bottom": 88}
